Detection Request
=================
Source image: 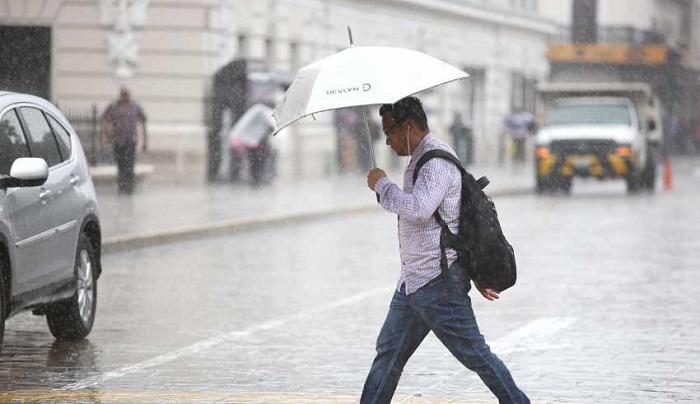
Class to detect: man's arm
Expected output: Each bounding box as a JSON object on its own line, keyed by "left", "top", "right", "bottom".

{"left": 140, "top": 121, "right": 148, "bottom": 152}
{"left": 369, "top": 158, "right": 454, "bottom": 221}
{"left": 367, "top": 168, "right": 386, "bottom": 190}
{"left": 474, "top": 282, "right": 500, "bottom": 301}
{"left": 139, "top": 105, "right": 147, "bottom": 151}
{"left": 100, "top": 117, "right": 110, "bottom": 146}
{"left": 100, "top": 105, "right": 113, "bottom": 146}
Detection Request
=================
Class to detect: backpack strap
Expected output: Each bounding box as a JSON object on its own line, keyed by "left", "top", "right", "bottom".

{"left": 412, "top": 150, "right": 466, "bottom": 242}
{"left": 413, "top": 149, "right": 466, "bottom": 181}
{"left": 412, "top": 150, "right": 467, "bottom": 284}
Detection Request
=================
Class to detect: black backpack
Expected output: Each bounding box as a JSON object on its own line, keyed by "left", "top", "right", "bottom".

{"left": 413, "top": 149, "right": 517, "bottom": 292}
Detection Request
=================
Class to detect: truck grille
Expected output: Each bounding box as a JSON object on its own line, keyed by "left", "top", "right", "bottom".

{"left": 550, "top": 140, "right": 617, "bottom": 156}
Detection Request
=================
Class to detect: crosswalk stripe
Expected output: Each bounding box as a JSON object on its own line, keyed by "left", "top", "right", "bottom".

{"left": 59, "top": 285, "right": 394, "bottom": 390}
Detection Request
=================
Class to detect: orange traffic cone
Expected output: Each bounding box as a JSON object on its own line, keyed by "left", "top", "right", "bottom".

{"left": 663, "top": 157, "right": 673, "bottom": 191}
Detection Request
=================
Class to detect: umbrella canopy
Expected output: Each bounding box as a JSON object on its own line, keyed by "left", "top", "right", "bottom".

{"left": 272, "top": 46, "right": 469, "bottom": 135}
{"left": 228, "top": 103, "right": 275, "bottom": 148}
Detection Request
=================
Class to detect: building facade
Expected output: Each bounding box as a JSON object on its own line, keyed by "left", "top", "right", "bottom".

{"left": 1, "top": 0, "right": 558, "bottom": 177}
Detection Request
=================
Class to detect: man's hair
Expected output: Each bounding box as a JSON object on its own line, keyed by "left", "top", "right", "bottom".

{"left": 379, "top": 96, "right": 429, "bottom": 132}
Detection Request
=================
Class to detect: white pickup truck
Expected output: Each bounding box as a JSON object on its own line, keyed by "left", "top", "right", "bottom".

{"left": 534, "top": 82, "right": 663, "bottom": 194}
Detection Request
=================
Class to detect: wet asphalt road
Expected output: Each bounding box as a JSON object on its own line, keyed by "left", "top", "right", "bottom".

{"left": 1, "top": 162, "right": 699, "bottom": 403}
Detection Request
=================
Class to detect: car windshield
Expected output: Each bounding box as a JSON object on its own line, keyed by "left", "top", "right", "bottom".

{"left": 544, "top": 104, "right": 632, "bottom": 126}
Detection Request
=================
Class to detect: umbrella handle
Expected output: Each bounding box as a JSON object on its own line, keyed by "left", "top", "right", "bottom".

{"left": 360, "top": 105, "right": 377, "bottom": 168}
{"left": 360, "top": 105, "right": 380, "bottom": 204}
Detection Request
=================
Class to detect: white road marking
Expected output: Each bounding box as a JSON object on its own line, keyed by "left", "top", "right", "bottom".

{"left": 421, "top": 316, "right": 578, "bottom": 392}
{"left": 490, "top": 316, "right": 577, "bottom": 354}
{"left": 59, "top": 285, "right": 394, "bottom": 390}
{"left": 61, "top": 291, "right": 576, "bottom": 392}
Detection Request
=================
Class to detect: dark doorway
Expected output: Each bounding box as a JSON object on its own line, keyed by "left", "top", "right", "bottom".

{"left": 0, "top": 26, "right": 52, "bottom": 100}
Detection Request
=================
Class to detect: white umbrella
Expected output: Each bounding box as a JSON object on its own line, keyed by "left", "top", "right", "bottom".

{"left": 228, "top": 103, "right": 275, "bottom": 148}
{"left": 272, "top": 40, "right": 469, "bottom": 166}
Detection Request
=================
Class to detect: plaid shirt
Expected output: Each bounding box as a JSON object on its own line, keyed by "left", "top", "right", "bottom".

{"left": 374, "top": 133, "right": 462, "bottom": 295}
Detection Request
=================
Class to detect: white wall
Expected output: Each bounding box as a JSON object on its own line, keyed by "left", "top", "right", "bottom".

{"left": 599, "top": 0, "right": 652, "bottom": 28}
{"left": 42, "top": 1, "right": 216, "bottom": 159}
{"left": 538, "top": 0, "right": 572, "bottom": 26}
{"left": 1, "top": 0, "right": 558, "bottom": 175}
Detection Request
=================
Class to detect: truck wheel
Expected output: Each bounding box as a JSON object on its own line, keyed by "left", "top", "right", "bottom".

{"left": 559, "top": 177, "right": 572, "bottom": 194}
{"left": 46, "top": 234, "right": 97, "bottom": 341}
{"left": 552, "top": 176, "right": 571, "bottom": 194}
{"left": 640, "top": 155, "right": 657, "bottom": 192}
{"left": 626, "top": 172, "right": 641, "bottom": 194}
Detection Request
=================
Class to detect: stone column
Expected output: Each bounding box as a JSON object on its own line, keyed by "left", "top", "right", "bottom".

{"left": 484, "top": 26, "right": 510, "bottom": 165}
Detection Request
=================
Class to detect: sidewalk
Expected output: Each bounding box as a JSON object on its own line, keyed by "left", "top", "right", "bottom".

{"left": 95, "top": 161, "right": 534, "bottom": 253}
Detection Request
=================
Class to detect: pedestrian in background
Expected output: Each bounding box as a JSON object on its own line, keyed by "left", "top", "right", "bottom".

{"left": 333, "top": 108, "right": 359, "bottom": 173}
{"left": 364, "top": 96, "right": 529, "bottom": 403}
{"left": 100, "top": 87, "right": 147, "bottom": 194}
{"left": 449, "top": 112, "right": 473, "bottom": 165}
{"left": 503, "top": 109, "right": 535, "bottom": 166}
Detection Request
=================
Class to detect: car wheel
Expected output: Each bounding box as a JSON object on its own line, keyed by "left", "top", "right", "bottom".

{"left": 46, "top": 234, "right": 97, "bottom": 341}
{"left": 0, "top": 258, "right": 6, "bottom": 349}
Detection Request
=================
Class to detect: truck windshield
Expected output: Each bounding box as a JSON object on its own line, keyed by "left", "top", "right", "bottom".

{"left": 545, "top": 104, "right": 631, "bottom": 126}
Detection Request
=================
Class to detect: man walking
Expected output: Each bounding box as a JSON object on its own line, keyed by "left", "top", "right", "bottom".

{"left": 101, "top": 87, "right": 147, "bottom": 194}
{"left": 449, "top": 112, "right": 473, "bottom": 165}
{"left": 363, "top": 96, "right": 529, "bottom": 403}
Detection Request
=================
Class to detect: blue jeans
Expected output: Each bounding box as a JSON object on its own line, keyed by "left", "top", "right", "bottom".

{"left": 361, "top": 262, "right": 529, "bottom": 403}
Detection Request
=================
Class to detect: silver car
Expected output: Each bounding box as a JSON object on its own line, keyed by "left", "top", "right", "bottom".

{"left": 0, "top": 91, "right": 102, "bottom": 348}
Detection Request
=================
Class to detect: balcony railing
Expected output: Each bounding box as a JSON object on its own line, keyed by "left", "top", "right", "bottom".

{"left": 551, "top": 26, "right": 667, "bottom": 45}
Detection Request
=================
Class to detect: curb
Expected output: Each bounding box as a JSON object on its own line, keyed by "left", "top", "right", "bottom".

{"left": 91, "top": 164, "right": 155, "bottom": 183}
{"left": 102, "top": 204, "right": 380, "bottom": 253}
{"left": 102, "top": 187, "right": 532, "bottom": 254}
